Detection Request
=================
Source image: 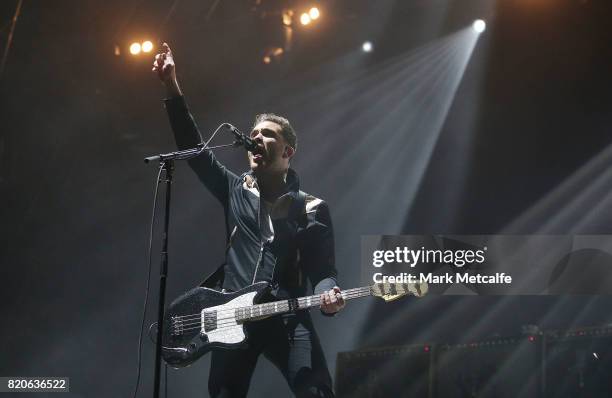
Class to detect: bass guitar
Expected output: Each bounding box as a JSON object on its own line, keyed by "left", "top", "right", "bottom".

{"left": 161, "top": 281, "right": 428, "bottom": 368}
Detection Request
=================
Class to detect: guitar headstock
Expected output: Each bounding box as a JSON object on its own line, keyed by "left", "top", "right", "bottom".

{"left": 370, "top": 282, "right": 429, "bottom": 302}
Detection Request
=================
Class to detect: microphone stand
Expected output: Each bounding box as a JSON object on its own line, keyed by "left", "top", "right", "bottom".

{"left": 144, "top": 134, "right": 244, "bottom": 398}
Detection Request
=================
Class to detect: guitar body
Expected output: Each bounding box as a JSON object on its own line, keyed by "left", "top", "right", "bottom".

{"left": 161, "top": 282, "right": 270, "bottom": 368}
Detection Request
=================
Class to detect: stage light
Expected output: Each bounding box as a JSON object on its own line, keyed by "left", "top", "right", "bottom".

{"left": 473, "top": 19, "right": 486, "bottom": 33}
{"left": 282, "top": 9, "right": 294, "bottom": 26}
{"left": 129, "top": 42, "right": 141, "bottom": 55}
{"left": 142, "top": 41, "right": 154, "bottom": 53}
{"left": 362, "top": 41, "right": 373, "bottom": 53}
{"left": 263, "top": 46, "right": 284, "bottom": 64}
{"left": 300, "top": 13, "right": 311, "bottom": 25}
{"left": 309, "top": 7, "right": 320, "bottom": 20}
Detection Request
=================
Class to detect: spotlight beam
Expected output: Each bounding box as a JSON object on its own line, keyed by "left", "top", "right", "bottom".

{"left": 502, "top": 142, "right": 612, "bottom": 233}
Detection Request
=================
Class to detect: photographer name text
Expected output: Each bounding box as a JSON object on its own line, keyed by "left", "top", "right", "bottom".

{"left": 373, "top": 272, "right": 512, "bottom": 284}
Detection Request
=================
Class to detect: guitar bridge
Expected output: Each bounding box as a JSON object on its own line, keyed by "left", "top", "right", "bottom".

{"left": 171, "top": 316, "right": 184, "bottom": 336}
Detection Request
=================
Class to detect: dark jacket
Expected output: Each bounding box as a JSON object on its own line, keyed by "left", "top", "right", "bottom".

{"left": 164, "top": 96, "right": 337, "bottom": 299}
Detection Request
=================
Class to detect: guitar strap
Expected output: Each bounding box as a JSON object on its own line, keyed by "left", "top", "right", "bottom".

{"left": 199, "top": 190, "right": 307, "bottom": 290}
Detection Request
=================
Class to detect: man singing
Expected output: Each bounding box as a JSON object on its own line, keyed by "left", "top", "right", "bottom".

{"left": 153, "top": 43, "right": 344, "bottom": 398}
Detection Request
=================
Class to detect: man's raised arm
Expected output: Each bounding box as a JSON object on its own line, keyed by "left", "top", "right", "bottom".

{"left": 153, "top": 43, "right": 237, "bottom": 205}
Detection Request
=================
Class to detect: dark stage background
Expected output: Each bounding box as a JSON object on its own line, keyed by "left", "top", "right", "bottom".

{"left": 1, "top": 0, "right": 612, "bottom": 397}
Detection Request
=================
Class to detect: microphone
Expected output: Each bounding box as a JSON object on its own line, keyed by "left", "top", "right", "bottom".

{"left": 224, "top": 123, "right": 258, "bottom": 151}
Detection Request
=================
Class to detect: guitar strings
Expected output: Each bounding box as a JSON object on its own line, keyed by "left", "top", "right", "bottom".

{"left": 170, "top": 285, "right": 417, "bottom": 336}
{"left": 181, "top": 282, "right": 411, "bottom": 323}
{"left": 171, "top": 284, "right": 415, "bottom": 334}
{"left": 170, "top": 289, "right": 375, "bottom": 333}
{"left": 170, "top": 287, "right": 375, "bottom": 329}
{"left": 173, "top": 289, "right": 371, "bottom": 332}
{"left": 171, "top": 287, "right": 372, "bottom": 322}
{"left": 170, "top": 289, "right": 372, "bottom": 331}
{"left": 176, "top": 296, "right": 358, "bottom": 332}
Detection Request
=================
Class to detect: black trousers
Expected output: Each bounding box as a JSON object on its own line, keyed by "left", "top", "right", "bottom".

{"left": 208, "top": 312, "right": 335, "bottom": 398}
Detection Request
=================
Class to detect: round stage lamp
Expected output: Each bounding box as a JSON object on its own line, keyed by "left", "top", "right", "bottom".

{"left": 142, "top": 41, "right": 154, "bottom": 53}
{"left": 129, "top": 42, "right": 141, "bottom": 55}
{"left": 309, "top": 7, "right": 320, "bottom": 20}
{"left": 473, "top": 19, "right": 486, "bottom": 33}
{"left": 300, "top": 13, "right": 311, "bottom": 25}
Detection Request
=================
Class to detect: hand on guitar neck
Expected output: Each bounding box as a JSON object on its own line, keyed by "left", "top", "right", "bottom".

{"left": 320, "top": 286, "right": 345, "bottom": 314}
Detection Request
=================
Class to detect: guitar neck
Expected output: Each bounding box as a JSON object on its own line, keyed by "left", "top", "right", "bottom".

{"left": 235, "top": 286, "right": 372, "bottom": 322}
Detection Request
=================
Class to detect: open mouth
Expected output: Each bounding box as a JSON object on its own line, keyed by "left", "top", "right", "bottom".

{"left": 251, "top": 146, "right": 265, "bottom": 161}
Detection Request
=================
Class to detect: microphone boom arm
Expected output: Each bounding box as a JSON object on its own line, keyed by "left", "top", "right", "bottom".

{"left": 144, "top": 123, "right": 250, "bottom": 164}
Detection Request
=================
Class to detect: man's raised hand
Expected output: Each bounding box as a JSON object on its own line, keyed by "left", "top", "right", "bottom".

{"left": 152, "top": 43, "right": 182, "bottom": 97}
{"left": 152, "top": 43, "right": 175, "bottom": 81}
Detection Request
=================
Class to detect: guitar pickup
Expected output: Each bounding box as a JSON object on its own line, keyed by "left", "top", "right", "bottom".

{"left": 202, "top": 310, "right": 217, "bottom": 333}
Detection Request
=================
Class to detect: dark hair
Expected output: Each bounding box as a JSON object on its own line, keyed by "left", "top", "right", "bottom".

{"left": 253, "top": 113, "right": 297, "bottom": 152}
